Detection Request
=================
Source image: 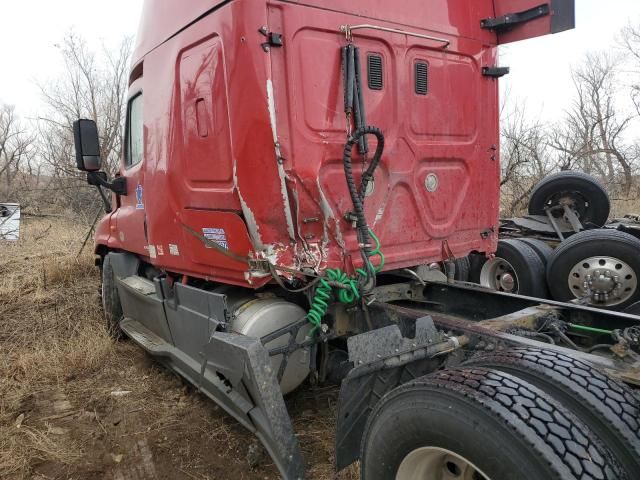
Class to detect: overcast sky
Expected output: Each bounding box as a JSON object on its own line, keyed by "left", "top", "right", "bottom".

{"left": 1, "top": 1, "right": 639, "bottom": 128}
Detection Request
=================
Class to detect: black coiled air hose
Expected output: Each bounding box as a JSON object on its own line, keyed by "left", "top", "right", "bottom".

{"left": 342, "top": 126, "right": 385, "bottom": 293}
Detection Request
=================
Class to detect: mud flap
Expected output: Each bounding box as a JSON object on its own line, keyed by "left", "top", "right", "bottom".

{"left": 201, "top": 333, "right": 305, "bottom": 479}
{"left": 120, "top": 318, "right": 305, "bottom": 479}
{"left": 335, "top": 316, "right": 456, "bottom": 470}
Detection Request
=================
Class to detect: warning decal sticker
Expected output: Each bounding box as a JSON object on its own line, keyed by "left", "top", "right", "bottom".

{"left": 202, "top": 228, "right": 228, "bottom": 250}
{"left": 135, "top": 184, "right": 144, "bottom": 210}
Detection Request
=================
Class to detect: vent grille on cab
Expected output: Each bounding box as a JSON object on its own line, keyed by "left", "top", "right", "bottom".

{"left": 367, "top": 54, "right": 383, "bottom": 90}
{"left": 415, "top": 62, "right": 429, "bottom": 95}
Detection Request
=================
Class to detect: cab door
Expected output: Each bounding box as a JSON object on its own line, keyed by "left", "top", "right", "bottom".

{"left": 112, "top": 79, "right": 149, "bottom": 258}
{"left": 487, "top": 0, "right": 575, "bottom": 44}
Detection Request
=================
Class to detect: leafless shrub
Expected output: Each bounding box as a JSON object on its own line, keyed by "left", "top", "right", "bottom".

{"left": 0, "top": 105, "right": 36, "bottom": 205}
{"left": 0, "top": 32, "right": 131, "bottom": 219}
{"left": 550, "top": 52, "right": 637, "bottom": 196}
{"left": 501, "top": 47, "right": 640, "bottom": 216}
{"left": 500, "top": 101, "right": 555, "bottom": 216}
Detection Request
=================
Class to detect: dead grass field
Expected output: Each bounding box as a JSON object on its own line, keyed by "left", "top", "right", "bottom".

{"left": 0, "top": 217, "right": 356, "bottom": 480}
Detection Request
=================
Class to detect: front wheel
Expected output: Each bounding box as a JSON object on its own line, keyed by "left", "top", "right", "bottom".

{"left": 102, "top": 253, "right": 124, "bottom": 339}
{"left": 361, "top": 367, "right": 623, "bottom": 480}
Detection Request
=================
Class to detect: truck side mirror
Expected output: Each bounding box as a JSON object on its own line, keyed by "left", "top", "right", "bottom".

{"left": 73, "top": 119, "right": 102, "bottom": 172}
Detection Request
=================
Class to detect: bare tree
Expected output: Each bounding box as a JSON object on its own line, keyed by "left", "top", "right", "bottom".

{"left": 549, "top": 52, "right": 637, "bottom": 195}
{"left": 35, "top": 32, "right": 131, "bottom": 213}
{"left": 39, "top": 32, "right": 131, "bottom": 175}
{"left": 620, "top": 22, "right": 640, "bottom": 116}
{"left": 500, "top": 101, "right": 557, "bottom": 215}
{"left": 0, "top": 104, "right": 35, "bottom": 200}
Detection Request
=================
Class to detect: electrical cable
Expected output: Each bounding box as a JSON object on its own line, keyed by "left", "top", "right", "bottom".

{"left": 567, "top": 323, "right": 614, "bottom": 335}
{"left": 551, "top": 324, "right": 582, "bottom": 350}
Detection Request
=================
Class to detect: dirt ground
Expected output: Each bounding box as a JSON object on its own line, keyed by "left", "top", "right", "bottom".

{"left": 0, "top": 217, "right": 358, "bottom": 480}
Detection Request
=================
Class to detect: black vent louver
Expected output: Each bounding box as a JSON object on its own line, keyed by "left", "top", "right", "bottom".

{"left": 415, "top": 62, "right": 429, "bottom": 95}
{"left": 367, "top": 54, "right": 383, "bottom": 90}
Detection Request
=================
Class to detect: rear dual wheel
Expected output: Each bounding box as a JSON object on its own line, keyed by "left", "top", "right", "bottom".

{"left": 465, "top": 347, "right": 640, "bottom": 476}
{"left": 361, "top": 367, "right": 626, "bottom": 480}
{"left": 546, "top": 230, "right": 640, "bottom": 309}
{"left": 478, "top": 239, "right": 548, "bottom": 298}
{"left": 441, "top": 257, "right": 471, "bottom": 281}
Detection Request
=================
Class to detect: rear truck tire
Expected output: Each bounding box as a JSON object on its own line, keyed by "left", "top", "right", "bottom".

{"left": 528, "top": 171, "right": 611, "bottom": 228}
{"left": 546, "top": 229, "right": 640, "bottom": 309}
{"left": 360, "top": 367, "right": 625, "bottom": 480}
{"left": 479, "top": 239, "right": 548, "bottom": 298}
{"left": 102, "top": 254, "right": 124, "bottom": 339}
{"left": 464, "top": 347, "right": 640, "bottom": 476}
{"left": 518, "top": 237, "right": 554, "bottom": 266}
{"left": 453, "top": 256, "right": 471, "bottom": 281}
{"left": 468, "top": 252, "right": 486, "bottom": 284}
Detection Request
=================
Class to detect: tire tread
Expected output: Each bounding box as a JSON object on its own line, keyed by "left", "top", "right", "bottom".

{"left": 362, "top": 367, "right": 622, "bottom": 480}
{"left": 464, "top": 347, "right": 640, "bottom": 475}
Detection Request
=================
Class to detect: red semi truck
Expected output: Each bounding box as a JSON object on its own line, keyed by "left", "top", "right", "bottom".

{"left": 73, "top": 1, "right": 640, "bottom": 479}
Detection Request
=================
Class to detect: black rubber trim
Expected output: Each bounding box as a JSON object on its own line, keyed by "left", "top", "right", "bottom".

{"left": 102, "top": 254, "right": 124, "bottom": 339}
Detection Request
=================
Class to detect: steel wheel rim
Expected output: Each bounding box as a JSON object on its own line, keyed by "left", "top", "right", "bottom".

{"left": 568, "top": 256, "right": 637, "bottom": 307}
{"left": 396, "top": 446, "right": 491, "bottom": 480}
{"left": 479, "top": 258, "right": 519, "bottom": 293}
{"left": 544, "top": 192, "right": 587, "bottom": 219}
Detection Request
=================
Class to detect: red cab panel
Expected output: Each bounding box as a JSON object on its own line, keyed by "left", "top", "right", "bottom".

{"left": 95, "top": 0, "right": 575, "bottom": 289}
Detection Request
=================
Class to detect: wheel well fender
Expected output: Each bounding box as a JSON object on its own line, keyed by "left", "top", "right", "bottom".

{"left": 105, "top": 251, "right": 140, "bottom": 279}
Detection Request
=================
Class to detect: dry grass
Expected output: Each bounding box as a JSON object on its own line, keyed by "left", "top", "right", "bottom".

{"left": 0, "top": 218, "right": 108, "bottom": 477}
{"left": 611, "top": 197, "right": 640, "bottom": 218}
{"left": 0, "top": 217, "right": 356, "bottom": 480}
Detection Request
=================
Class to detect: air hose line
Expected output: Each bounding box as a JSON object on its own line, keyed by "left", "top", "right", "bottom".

{"left": 305, "top": 46, "right": 386, "bottom": 334}
{"left": 342, "top": 126, "right": 385, "bottom": 291}
{"left": 306, "top": 229, "right": 384, "bottom": 335}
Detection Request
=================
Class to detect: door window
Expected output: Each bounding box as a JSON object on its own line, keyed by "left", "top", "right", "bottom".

{"left": 125, "top": 93, "right": 144, "bottom": 168}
